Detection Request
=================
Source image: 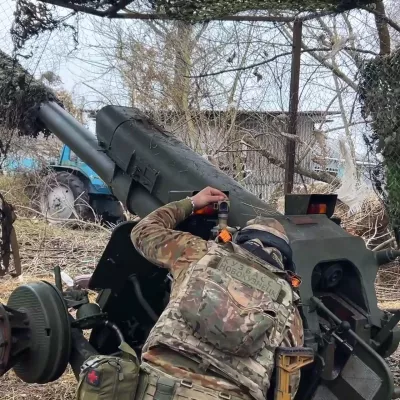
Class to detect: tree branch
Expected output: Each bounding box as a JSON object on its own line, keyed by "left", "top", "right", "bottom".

{"left": 282, "top": 23, "right": 359, "bottom": 91}
{"left": 363, "top": 4, "right": 400, "bottom": 34}
{"left": 143, "top": 20, "right": 168, "bottom": 38}
{"left": 324, "top": 120, "right": 372, "bottom": 133}
{"left": 341, "top": 14, "right": 363, "bottom": 69}
{"left": 194, "top": 22, "right": 209, "bottom": 42}
{"left": 107, "top": 9, "right": 338, "bottom": 22}
{"left": 187, "top": 46, "right": 376, "bottom": 79}
{"left": 242, "top": 134, "right": 337, "bottom": 184}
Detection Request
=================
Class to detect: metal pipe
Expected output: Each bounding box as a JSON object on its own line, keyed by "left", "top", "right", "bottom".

{"left": 129, "top": 275, "right": 159, "bottom": 322}
{"left": 310, "top": 296, "right": 379, "bottom": 356}
{"left": 69, "top": 313, "right": 99, "bottom": 379}
{"left": 54, "top": 266, "right": 63, "bottom": 292}
{"left": 375, "top": 249, "right": 400, "bottom": 266}
{"left": 124, "top": 187, "right": 163, "bottom": 218}
{"left": 104, "top": 321, "right": 125, "bottom": 345}
{"left": 39, "top": 101, "right": 281, "bottom": 220}
{"left": 96, "top": 106, "right": 281, "bottom": 221}
{"left": 39, "top": 101, "right": 278, "bottom": 219}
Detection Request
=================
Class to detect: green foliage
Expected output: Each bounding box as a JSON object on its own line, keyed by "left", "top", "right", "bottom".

{"left": 386, "top": 158, "right": 400, "bottom": 227}
{"left": 359, "top": 50, "right": 400, "bottom": 232}
{"left": 0, "top": 49, "right": 62, "bottom": 138}
{"left": 153, "top": 0, "right": 374, "bottom": 21}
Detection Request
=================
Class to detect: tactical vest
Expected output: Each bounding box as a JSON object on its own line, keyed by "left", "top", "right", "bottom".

{"left": 143, "top": 241, "right": 296, "bottom": 400}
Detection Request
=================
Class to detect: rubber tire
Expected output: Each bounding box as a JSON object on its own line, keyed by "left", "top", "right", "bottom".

{"left": 39, "top": 171, "right": 93, "bottom": 222}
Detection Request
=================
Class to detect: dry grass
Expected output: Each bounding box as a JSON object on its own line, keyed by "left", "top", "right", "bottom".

{"left": 12, "top": 218, "right": 110, "bottom": 277}
{"left": 1, "top": 370, "right": 76, "bottom": 400}
{"left": 0, "top": 175, "right": 111, "bottom": 398}
{"left": 0, "top": 174, "right": 34, "bottom": 210}
{"left": 0, "top": 175, "right": 399, "bottom": 397}
{"left": 377, "top": 263, "right": 400, "bottom": 306}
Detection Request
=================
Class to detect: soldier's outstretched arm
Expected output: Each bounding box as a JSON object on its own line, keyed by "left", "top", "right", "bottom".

{"left": 130, "top": 198, "right": 207, "bottom": 277}
{"left": 131, "top": 187, "right": 228, "bottom": 277}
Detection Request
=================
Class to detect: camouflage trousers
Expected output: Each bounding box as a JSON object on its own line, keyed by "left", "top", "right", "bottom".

{"left": 136, "top": 362, "right": 252, "bottom": 400}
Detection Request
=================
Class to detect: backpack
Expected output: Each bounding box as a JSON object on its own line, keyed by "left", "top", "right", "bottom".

{"left": 76, "top": 341, "right": 140, "bottom": 400}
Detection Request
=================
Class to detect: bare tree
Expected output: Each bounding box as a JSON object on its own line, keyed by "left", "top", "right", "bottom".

{"left": 58, "top": 4, "right": 399, "bottom": 194}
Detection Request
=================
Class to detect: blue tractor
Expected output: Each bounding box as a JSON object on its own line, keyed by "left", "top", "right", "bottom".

{"left": 41, "top": 145, "right": 126, "bottom": 223}
{"left": 5, "top": 145, "right": 126, "bottom": 224}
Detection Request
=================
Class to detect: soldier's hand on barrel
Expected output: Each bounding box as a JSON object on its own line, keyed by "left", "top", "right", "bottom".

{"left": 191, "top": 187, "right": 227, "bottom": 210}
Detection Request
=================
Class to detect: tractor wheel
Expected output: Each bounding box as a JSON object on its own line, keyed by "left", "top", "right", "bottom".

{"left": 39, "top": 172, "right": 93, "bottom": 222}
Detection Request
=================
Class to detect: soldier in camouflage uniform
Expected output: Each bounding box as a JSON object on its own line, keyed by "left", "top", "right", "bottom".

{"left": 130, "top": 187, "right": 304, "bottom": 400}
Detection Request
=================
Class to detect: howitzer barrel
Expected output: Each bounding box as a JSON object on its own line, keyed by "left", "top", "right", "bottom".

{"left": 38, "top": 102, "right": 280, "bottom": 225}
{"left": 38, "top": 102, "right": 115, "bottom": 182}
{"left": 38, "top": 102, "right": 163, "bottom": 216}
{"left": 95, "top": 105, "right": 280, "bottom": 225}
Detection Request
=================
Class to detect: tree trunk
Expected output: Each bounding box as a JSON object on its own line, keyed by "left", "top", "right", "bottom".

{"left": 172, "top": 21, "right": 197, "bottom": 149}
{"left": 374, "top": 0, "right": 391, "bottom": 56}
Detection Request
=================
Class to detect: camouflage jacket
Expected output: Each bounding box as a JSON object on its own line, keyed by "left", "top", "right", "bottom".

{"left": 131, "top": 199, "right": 304, "bottom": 400}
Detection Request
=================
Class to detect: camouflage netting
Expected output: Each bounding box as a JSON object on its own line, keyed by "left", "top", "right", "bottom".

{"left": 359, "top": 50, "right": 400, "bottom": 240}
{"left": 10, "top": 0, "right": 375, "bottom": 49}
{"left": 0, "top": 49, "right": 62, "bottom": 138}
{"left": 12, "top": 0, "right": 78, "bottom": 51}
{"left": 150, "top": 0, "right": 374, "bottom": 21}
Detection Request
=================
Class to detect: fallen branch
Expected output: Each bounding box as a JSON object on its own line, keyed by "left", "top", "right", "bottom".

{"left": 15, "top": 205, "right": 112, "bottom": 234}
{"left": 242, "top": 134, "right": 338, "bottom": 184}
{"left": 373, "top": 236, "right": 396, "bottom": 251}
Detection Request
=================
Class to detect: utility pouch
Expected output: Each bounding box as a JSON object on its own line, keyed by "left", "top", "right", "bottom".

{"left": 76, "top": 341, "right": 140, "bottom": 400}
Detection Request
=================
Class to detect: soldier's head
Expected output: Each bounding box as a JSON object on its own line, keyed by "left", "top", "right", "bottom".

{"left": 233, "top": 216, "right": 294, "bottom": 271}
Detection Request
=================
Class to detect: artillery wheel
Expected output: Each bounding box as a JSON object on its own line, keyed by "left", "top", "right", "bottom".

{"left": 7, "top": 281, "right": 71, "bottom": 383}
{"left": 39, "top": 171, "right": 93, "bottom": 222}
